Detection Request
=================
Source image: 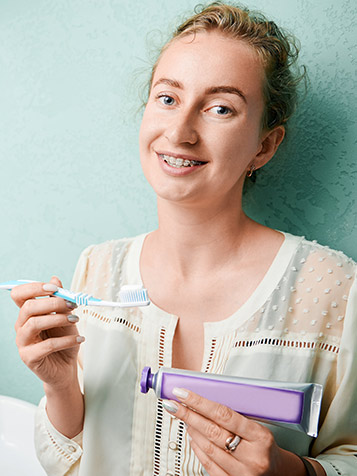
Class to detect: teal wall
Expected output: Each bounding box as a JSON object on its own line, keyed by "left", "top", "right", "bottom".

{"left": 0, "top": 0, "right": 356, "bottom": 404}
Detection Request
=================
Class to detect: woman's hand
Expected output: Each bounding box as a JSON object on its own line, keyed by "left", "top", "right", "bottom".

{"left": 162, "top": 388, "right": 308, "bottom": 476}
{"left": 12, "top": 276, "right": 84, "bottom": 390}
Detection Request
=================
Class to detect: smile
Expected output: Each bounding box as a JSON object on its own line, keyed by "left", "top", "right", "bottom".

{"left": 159, "top": 154, "right": 205, "bottom": 168}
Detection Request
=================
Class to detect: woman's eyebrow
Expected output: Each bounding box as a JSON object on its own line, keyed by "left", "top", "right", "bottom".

{"left": 153, "top": 78, "right": 182, "bottom": 89}
{"left": 206, "top": 86, "right": 247, "bottom": 103}
{"left": 153, "top": 78, "right": 247, "bottom": 103}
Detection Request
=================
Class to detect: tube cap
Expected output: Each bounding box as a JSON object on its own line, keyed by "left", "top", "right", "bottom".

{"left": 140, "top": 366, "right": 152, "bottom": 393}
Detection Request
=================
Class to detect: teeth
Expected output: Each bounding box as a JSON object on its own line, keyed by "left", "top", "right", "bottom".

{"left": 160, "top": 154, "right": 203, "bottom": 168}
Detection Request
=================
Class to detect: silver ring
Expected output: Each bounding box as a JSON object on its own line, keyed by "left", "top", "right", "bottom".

{"left": 225, "top": 435, "right": 241, "bottom": 453}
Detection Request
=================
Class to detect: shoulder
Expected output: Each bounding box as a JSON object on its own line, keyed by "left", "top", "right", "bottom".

{"left": 297, "top": 235, "right": 356, "bottom": 275}
{"left": 278, "top": 233, "right": 356, "bottom": 339}
{"left": 70, "top": 234, "right": 147, "bottom": 294}
{"left": 284, "top": 232, "right": 356, "bottom": 272}
{"left": 78, "top": 235, "right": 138, "bottom": 262}
{"left": 285, "top": 232, "right": 356, "bottom": 305}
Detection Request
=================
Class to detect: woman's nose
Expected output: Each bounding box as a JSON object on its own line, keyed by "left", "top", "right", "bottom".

{"left": 164, "top": 109, "right": 199, "bottom": 145}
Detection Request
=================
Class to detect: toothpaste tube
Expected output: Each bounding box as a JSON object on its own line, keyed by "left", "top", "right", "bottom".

{"left": 140, "top": 367, "right": 323, "bottom": 437}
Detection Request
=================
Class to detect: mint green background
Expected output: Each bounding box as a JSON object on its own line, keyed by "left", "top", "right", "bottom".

{"left": 0, "top": 0, "right": 356, "bottom": 405}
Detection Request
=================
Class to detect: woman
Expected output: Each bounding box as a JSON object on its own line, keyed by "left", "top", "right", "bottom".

{"left": 11, "top": 3, "right": 357, "bottom": 476}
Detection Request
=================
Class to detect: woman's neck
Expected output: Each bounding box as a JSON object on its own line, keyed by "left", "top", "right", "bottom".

{"left": 146, "top": 196, "right": 256, "bottom": 281}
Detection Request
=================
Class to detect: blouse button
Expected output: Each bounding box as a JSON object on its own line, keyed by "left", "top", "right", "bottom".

{"left": 68, "top": 445, "right": 76, "bottom": 453}
{"left": 168, "top": 441, "right": 178, "bottom": 451}
{"left": 166, "top": 472, "right": 174, "bottom": 476}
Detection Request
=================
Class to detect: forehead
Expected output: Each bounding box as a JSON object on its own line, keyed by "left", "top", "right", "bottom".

{"left": 153, "top": 31, "right": 265, "bottom": 101}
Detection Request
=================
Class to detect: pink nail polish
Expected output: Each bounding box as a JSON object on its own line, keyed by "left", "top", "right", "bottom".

{"left": 43, "top": 283, "right": 58, "bottom": 292}
{"left": 172, "top": 388, "right": 189, "bottom": 399}
{"left": 162, "top": 400, "right": 179, "bottom": 414}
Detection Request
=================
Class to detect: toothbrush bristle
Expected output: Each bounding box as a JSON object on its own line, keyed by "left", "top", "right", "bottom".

{"left": 119, "top": 285, "right": 150, "bottom": 305}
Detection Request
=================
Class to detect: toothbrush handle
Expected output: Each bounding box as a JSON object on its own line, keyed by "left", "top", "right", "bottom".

{"left": 53, "top": 288, "right": 100, "bottom": 306}
{"left": 53, "top": 287, "right": 79, "bottom": 304}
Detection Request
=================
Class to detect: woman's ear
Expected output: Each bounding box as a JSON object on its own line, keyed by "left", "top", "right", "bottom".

{"left": 254, "top": 126, "right": 285, "bottom": 170}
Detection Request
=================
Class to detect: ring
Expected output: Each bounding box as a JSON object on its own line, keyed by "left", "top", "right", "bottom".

{"left": 225, "top": 435, "right": 241, "bottom": 453}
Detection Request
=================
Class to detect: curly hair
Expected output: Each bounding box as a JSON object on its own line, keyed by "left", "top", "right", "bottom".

{"left": 147, "top": 2, "right": 306, "bottom": 133}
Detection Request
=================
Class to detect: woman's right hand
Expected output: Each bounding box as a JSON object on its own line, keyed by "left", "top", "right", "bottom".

{"left": 12, "top": 276, "right": 84, "bottom": 390}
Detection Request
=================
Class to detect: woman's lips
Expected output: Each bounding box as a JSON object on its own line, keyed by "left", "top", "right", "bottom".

{"left": 156, "top": 150, "right": 206, "bottom": 163}
{"left": 156, "top": 152, "right": 207, "bottom": 176}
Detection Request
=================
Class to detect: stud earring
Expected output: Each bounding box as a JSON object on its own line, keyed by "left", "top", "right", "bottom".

{"left": 247, "top": 164, "right": 256, "bottom": 177}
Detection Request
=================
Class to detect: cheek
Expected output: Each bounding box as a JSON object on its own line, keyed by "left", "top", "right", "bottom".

{"left": 139, "top": 107, "right": 158, "bottom": 154}
{"left": 139, "top": 111, "right": 149, "bottom": 151}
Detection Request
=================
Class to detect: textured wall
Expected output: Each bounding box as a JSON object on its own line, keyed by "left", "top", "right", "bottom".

{"left": 0, "top": 0, "right": 356, "bottom": 404}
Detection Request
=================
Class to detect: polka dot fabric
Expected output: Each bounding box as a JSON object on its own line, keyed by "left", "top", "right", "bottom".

{"left": 34, "top": 233, "right": 357, "bottom": 476}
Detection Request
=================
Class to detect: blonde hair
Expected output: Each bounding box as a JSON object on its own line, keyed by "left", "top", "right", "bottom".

{"left": 147, "top": 2, "right": 306, "bottom": 132}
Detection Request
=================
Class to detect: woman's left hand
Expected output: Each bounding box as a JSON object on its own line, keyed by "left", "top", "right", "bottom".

{"left": 162, "top": 388, "right": 306, "bottom": 476}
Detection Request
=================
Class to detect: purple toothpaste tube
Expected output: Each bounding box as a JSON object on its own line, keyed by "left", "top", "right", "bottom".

{"left": 140, "top": 367, "right": 323, "bottom": 437}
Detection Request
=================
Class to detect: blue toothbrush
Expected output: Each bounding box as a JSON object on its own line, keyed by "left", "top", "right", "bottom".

{"left": 0, "top": 280, "right": 150, "bottom": 307}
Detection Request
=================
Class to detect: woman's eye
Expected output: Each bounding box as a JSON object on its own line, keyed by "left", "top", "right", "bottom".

{"left": 210, "top": 105, "right": 233, "bottom": 116}
{"left": 158, "top": 95, "right": 176, "bottom": 106}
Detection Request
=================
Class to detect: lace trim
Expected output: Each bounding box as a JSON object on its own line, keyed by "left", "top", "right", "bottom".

{"left": 204, "top": 338, "right": 217, "bottom": 372}
{"left": 153, "top": 401, "right": 164, "bottom": 476}
{"left": 158, "top": 326, "right": 166, "bottom": 367}
{"left": 326, "top": 461, "right": 343, "bottom": 475}
{"left": 233, "top": 337, "right": 339, "bottom": 354}
{"left": 153, "top": 326, "right": 167, "bottom": 476}
{"left": 46, "top": 429, "right": 77, "bottom": 463}
{"left": 174, "top": 421, "right": 185, "bottom": 476}
{"left": 82, "top": 309, "right": 141, "bottom": 333}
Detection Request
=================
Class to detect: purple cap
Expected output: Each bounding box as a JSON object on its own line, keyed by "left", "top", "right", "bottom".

{"left": 140, "top": 366, "right": 152, "bottom": 393}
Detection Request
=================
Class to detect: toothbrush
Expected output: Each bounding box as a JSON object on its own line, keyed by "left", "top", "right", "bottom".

{"left": 0, "top": 280, "right": 150, "bottom": 308}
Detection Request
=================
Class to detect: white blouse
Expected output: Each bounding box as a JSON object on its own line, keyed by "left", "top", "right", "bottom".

{"left": 34, "top": 232, "right": 357, "bottom": 476}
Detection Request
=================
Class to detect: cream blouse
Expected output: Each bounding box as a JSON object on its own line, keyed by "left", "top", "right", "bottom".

{"left": 34, "top": 232, "right": 357, "bottom": 476}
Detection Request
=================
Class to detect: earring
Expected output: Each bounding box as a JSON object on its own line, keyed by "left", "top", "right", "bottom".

{"left": 247, "top": 164, "right": 256, "bottom": 177}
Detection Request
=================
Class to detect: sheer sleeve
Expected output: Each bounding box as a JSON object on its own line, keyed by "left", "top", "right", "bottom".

{"left": 33, "top": 244, "right": 95, "bottom": 476}
{"left": 311, "top": 270, "right": 357, "bottom": 475}
{"left": 33, "top": 239, "right": 132, "bottom": 475}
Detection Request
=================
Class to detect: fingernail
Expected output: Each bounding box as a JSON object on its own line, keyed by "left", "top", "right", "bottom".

{"left": 162, "top": 400, "right": 179, "bottom": 414}
{"left": 43, "top": 283, "right": 58, "bottom": 292}
{"left": 76, "top": 336, "right": 85, "bottom": 343}
{"left": 172, "top": 388, "right": 189, "bottom": 400}
{"left": 67, "top": 315, "right": 79, "bottom": 323}
{"left": 66, "top": 301, "right": 78, "bottom": 309}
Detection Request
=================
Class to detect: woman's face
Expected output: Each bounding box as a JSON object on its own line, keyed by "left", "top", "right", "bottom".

{"left": 139, "top": 30, "right": 270, "bottom": 207}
